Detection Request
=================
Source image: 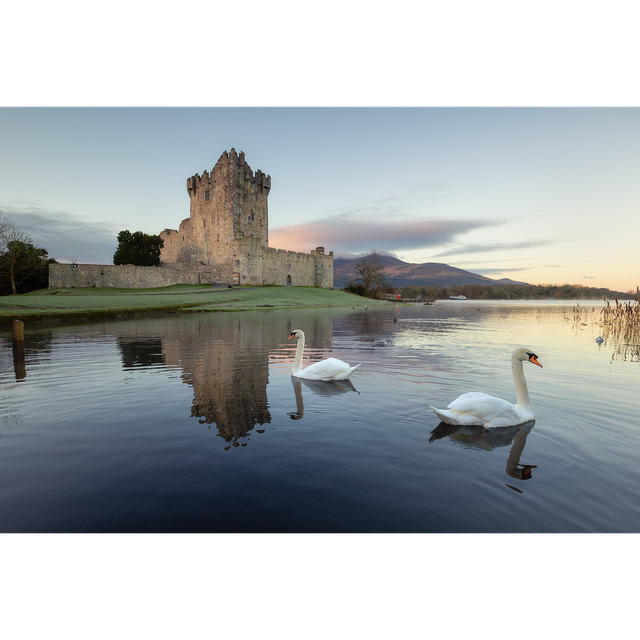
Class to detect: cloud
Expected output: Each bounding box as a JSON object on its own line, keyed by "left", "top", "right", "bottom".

{"left": 582, "top": 275, "right": 596, "bottom": 280}
{"left": 469, "top": 267, "right": 532, "bottom": 275}
{"left": 431, "top": 239, "right": 553, "bottom": 258}
{"left": 1, "top": 205, "right": 119, "bottom": 264}
{"left": 270, "top": 216, "right": 497, "bottom": 254}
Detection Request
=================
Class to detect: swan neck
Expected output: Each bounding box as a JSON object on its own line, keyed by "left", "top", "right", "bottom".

{"left": 512, "top": 356, "right": 532, "bottom": 408}
{"left": 293, "top": 333, "right": 305, "bottom": 373}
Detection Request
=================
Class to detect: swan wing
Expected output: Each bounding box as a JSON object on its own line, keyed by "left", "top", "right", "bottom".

{"left": 433, "top": 392, "right": 524, "bottom": 428}
{"left": 295, "top": 357, "right": 360, "bottom": 381}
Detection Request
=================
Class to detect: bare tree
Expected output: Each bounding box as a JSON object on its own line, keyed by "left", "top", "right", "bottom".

{"left": 0, "top": 211, "right": 15, "bottom": 248}
{"left": 352, "top": 251, "right": 387, "bottom": 298}
{"left": 0, "top": 213, "right": 50, "bottom": 294}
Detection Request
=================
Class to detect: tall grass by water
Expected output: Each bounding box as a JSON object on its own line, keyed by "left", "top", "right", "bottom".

{"left": 599, "top": 298, "right": 640, "bottom": 362}
{"left": 567, "top": 299, "right": 640, "bottom": 363}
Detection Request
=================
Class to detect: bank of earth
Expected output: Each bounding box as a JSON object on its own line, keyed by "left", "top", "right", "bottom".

{"left": 0, "top": 285, "right": 397, "bottom": 325}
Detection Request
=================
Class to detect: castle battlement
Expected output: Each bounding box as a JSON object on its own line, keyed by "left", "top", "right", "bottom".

{"left": 187, "top": 148, "right": 271, "bottom": 196}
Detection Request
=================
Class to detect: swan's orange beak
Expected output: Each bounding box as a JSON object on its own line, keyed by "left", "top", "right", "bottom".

{"left": 530, "top": 356, "right": 543, "bottom": 368}
{"left": 288, "top": 333, "right": 295, "bottom": 340}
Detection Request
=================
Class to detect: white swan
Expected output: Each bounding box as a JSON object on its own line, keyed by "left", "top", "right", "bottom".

{"left": 430, "top": 348, "right": 543, "bottom": 428}
{"left": 288, "top": 329, "right": 361, "bottom": 381}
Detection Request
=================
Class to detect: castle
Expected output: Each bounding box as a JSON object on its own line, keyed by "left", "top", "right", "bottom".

{"left": 159, "top": 149, "right": 334, "bottom": 288}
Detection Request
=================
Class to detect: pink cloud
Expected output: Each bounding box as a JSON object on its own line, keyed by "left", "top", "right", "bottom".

{"left": 269, "top": 217, "right": 496, "bottom": 254}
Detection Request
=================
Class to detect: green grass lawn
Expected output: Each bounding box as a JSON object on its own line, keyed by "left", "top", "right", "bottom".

{"left": 0, "top": 285, "right": 394, "bottom": 324}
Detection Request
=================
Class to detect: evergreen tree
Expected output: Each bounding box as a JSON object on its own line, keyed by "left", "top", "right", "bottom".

{"left": 113, "top": 230, "right": 164, "bottom": 266}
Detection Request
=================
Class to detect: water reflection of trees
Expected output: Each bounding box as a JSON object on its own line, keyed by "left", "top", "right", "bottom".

{"left": 117, "top": 337, "right": 165, "bottom": 368}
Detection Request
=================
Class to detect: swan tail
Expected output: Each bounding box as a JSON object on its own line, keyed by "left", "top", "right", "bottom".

{"left": 430, "top": 405, "right": 454, "bottom": 424}
{"left": 332, "top": 363, "right": 361, "bottom": 380}
{"left": 430, "top": 405, "right": 483, "bottom": 426}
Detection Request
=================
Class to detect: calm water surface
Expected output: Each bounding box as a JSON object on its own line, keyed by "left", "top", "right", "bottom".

{"left": 1, "top": 300, "right": 638, "bottom": 532}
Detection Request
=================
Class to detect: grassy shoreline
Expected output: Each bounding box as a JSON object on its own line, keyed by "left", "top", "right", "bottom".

{"left": 0, "top": 285, "right": 396, "bottom": 325}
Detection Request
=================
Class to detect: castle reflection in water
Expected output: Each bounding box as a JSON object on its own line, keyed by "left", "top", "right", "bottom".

{"left": 114, "top": 311, "right": 346, "bottom": 446}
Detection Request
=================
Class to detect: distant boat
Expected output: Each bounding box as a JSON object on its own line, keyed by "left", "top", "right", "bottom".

{"left": 449, "top": 295, "right": 467, "bottom": 300}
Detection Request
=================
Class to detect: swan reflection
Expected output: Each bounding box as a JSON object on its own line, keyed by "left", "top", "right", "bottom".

{"left": 429, "top": 420, "right": 537, "bottom": 487}
{"left": 288, "top": 376, "right": 359, "bottom": 420}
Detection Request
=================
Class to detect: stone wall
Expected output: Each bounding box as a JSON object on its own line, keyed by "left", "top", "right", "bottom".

{"left": 49, "top": 263, "right": 234, "bottom": 289}
{"left": 48, "top": 253, "right": 332, "bottom": 290}
{"left": 261, "top": 247, "right": 333, "bottom": 288}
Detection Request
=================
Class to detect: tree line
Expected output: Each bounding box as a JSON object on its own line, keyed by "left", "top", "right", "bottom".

{"left": 395, "top": 283, "right": 636, "bottom": 301}
{"left": 343, "top": 252, "right": 636, "bottom": 301}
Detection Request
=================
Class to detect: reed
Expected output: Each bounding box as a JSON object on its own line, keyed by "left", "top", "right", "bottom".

{"left": 599, "top": 298, "right": 640, "bottom": 362}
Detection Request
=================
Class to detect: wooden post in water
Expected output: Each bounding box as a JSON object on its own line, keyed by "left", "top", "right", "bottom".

{"left": 13, "top": 320, "right": 26, "bottom": 380}
{"left": 13, "top": 319, "right": 24, "bottom": 350}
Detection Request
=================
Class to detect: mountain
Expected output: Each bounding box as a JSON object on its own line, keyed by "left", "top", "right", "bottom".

{"left": 333, "top": 254, "right": 529, "bottom": 288}
{"left": 495, "top": 277, "right": 529, "bottom": 286}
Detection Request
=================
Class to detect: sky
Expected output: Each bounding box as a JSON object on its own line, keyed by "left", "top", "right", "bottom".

{"left": 1, "top": 107, "right": 638, "bottom": 292}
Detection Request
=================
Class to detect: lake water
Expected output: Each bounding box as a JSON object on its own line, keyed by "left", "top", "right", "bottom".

{"left": 1, "top": 300, "right": 638, "bottom": 533}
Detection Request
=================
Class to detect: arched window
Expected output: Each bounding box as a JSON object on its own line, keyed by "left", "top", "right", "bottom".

{"left": 286, "top": 275, "right": 292, "bottom": 287}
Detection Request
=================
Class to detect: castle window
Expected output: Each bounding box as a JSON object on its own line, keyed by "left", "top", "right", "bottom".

{"left": 204, "top": 190, "right": 210, "bottom": 201}
{"left": 235, "top": 260, "right": 240, "bottom": 266}
{"left": 217, "top": 234, "right": 219, "bottom": 241}
{"left": 203, "top": 219, "right": 206, "bottom": 227}
{"left": 254, "top": 196, "right": 258, "bottom": 203}
{"left": 251, "top": 210, "right": 255, "bottom": 221}
{"left": 247, "top": 215, "right": 251, "bottom": 223}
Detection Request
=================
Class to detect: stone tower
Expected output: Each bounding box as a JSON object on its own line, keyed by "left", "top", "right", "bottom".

{"left": 160, "top": 149, "right": 271, "bottom": 282}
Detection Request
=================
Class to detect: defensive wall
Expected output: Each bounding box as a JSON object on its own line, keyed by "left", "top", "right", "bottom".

{"left": 49, "top": 263, "right": 233, "bottom": 289}
{"left": 48, "top": 252, "right": 332, "bottom": 289}
{"left": 261, "top": 247, "right": 333, "bottom": 288}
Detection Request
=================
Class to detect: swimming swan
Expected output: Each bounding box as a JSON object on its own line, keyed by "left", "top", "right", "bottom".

{"left": 288, "top": 329, "right": 361, "bottom": 381}
{"left": 430, "top": 348, "right": 543, "bottom": 428}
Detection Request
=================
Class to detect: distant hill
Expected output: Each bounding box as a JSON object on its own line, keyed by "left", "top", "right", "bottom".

{"left": 495, "top": 277, "right": 530, "bottom": 286}
{"left": 333, "top": 254, "right": 529, "bottom": 289}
